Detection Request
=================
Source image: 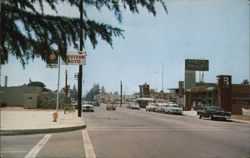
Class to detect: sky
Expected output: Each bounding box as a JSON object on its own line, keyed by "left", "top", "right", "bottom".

{"left": 1, "top": 0, "right": 250, "bottom": 95}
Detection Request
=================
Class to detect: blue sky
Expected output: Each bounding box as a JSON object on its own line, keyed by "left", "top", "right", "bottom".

{"left": 2, "top": 0, "right": 250, "bottom": 95}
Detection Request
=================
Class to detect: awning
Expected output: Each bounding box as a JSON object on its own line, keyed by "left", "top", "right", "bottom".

{"left": 136, "top": 97, "right": 154, "bottom": 101}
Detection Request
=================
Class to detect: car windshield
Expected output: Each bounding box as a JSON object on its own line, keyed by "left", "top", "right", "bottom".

{"left": 171, "top": 105, "right": 179, "bottom": 108}
{"left": 209, "top": 107, "right": 224, "bottom": 111}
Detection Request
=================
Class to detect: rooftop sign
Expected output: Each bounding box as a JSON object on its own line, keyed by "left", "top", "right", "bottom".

{"left": 185, "top": 59, "right": 209, "bottom": 71}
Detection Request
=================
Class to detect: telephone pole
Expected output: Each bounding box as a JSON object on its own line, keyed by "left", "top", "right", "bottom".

{"left": 78, "top": 0, "right": 83, "bottom": 117}
{"left": 120, "top": 81, "right": 122, "bottom": 107}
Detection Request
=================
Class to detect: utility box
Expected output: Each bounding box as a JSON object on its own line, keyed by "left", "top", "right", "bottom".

{"left": 24, "top": 94, "right": 38, "bottom": 109}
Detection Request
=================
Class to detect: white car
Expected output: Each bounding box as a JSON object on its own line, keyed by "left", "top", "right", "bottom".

{"left": 165, "top": 103, "right": 182, "bottom": 115}
{"left": 82, "top": 104, "right": 94, "bottom": 112}
{"left": 146, "top": 103, "right": 156, "bottom": 112}
{"left": 130, "top": 103, "right": 140, "bottom": 110}
{"left": 155, "top": 103, "right": 167, "bottom": 113}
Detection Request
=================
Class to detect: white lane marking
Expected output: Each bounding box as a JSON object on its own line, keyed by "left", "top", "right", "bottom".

{"left": 82, "top": 130, "right": 96, "bottom": 158}
{"left": 24, "top": 134, "right": 51, "bottom": 158}
{"left": 87, "top": 127, "right": 250, "bottom": 132}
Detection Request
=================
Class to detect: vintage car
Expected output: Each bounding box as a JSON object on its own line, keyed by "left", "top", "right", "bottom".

{"left": 154, "top": 103, "right": 169, "bottom": 113}
{"left": 82, "top": 104, "right": 94, "bottom": 112}
{"left": 130, "top": 103, "right": 140, "bottom": 110}
{"left": 164, "top": 103, "right": 183, "bottom": 115}
{"left": 146, "top": 103, "right": 157, "bottom": 112}
{"left": 199, "top": 106, "right": 231, "bottom": 120}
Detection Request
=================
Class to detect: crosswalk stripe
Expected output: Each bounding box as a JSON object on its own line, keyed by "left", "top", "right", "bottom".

{"left": 82, "top": 130, "right": 96, "bottom": 158}
{"left": 24, "top": 134, "right": 51, "bottom": 158}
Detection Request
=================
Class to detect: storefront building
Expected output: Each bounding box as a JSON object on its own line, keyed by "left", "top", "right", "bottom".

{"left": 183, "top": 75, "right": 250, "bottom": 114}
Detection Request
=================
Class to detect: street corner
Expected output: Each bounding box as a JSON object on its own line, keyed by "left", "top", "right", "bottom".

{"left": 0, "top": 110, "right": 86, "bottom": 136}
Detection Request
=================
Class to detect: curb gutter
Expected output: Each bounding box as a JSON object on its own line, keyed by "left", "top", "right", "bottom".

{"left": 0, "top": 125, "right": 86, "bottom": 136}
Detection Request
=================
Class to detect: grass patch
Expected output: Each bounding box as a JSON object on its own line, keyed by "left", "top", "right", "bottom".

{"left": 231, "top": 115, "right": 250, "bottom": 121}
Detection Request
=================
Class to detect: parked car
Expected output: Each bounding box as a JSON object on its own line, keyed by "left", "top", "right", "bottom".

{"left": 146, "top": 103, "right": 156, "bottom": 112}
{"left": 198, "top": 106, "right": 231, "bottom": 120}
{"left": 82, "top": 104, "right": 94, "bottom": 112}
{"left": 130, "top": 103, "right": 140, "bottom": 110}
{"left": 164, "top": 103, "right": 183, "bottom": 115}
{"left": 155, "top": 103, "right": 168, "bottom": 113}
{"left": 127, "top": 103, "right": 132, "bottom": 109}
{"left": 106, "top": 103, "right": 116, "bottom": 111}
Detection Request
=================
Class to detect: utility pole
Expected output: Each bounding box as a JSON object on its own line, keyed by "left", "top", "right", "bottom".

{"left": 0, "top": 0, "right": 3, "bottom": 87}
{"left": 161, "top": 63, "right": 164, "bottom": 102}
{"left": 64, "top": 70, "right": 68, "bottom": 114}
{"left": 78, "top": 0, "right": 83, "bottom": 117}
{"left": 0, "top": 55, "right": 1, "bottom": 87}
{"left": 162, "top": 63, "right": 164, "bottom": 92}
{"left": 120, "top": 81, "right": 122, "bottom": 107}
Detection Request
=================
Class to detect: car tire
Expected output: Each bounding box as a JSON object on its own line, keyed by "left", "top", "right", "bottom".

{"left": 199, "top": 115, "right": 202, "bottom": 119}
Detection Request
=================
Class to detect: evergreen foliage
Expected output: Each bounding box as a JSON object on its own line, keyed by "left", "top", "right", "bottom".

{"left": 27, "top": 81, "right": 46, "bottom": 88}
{"left": 85, "top": 83, "right": 100, "bottom": 101}
{"left": 0, "top": 0, "right": 167, "bottom": 66}
{"left": 37, "top": 91, "right": 56, "bottom": 109}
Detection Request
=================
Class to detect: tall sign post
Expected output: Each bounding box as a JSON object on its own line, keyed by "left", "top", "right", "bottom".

{"left": 78, "top": 0, "right": 84, "bottom": 117}
{"left": 184, "top": 59, "right": 209, "bottom": 110}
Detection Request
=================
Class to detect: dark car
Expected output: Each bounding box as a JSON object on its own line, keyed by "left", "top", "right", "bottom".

{"left": 199, "top": 106, "right": 231, "bottom": 120}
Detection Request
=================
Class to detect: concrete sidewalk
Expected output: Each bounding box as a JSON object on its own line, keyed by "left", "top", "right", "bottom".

{"left": 183, "top": 110, "right": 199, "bottom": 117}
{"left": 0, "top": 107, "right": 86, "bottom": 135}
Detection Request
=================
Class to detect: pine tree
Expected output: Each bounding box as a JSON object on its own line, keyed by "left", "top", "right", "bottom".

{"left": 0, "top": 0, "right": 167, "bottom": 66}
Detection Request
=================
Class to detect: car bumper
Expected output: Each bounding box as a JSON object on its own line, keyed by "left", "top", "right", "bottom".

{"left": 82, "top": 108, "right": 94, "bottom": 112}
{"left": 213, "top": 115, "right": 231, "bottom": 119}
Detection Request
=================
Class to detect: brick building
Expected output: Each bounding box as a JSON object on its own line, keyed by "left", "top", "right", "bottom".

{"left": 183, "top": 75, "right": 250, "bottom": 114}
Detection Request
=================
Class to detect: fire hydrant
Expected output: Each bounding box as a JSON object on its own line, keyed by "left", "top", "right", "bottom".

{"left": 52, "top": 112, "right": 58, "bottom": 122}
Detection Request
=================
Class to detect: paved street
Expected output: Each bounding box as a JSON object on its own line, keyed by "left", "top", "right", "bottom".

{"left": 1, "top": 106, "right": 250, "bottom": 158}
{"left": 85, "top": 106, "right": 250, "bottom": 158}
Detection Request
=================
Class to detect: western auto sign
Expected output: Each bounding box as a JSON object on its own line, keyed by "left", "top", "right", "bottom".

{"left": 65, "top": 51, "right": 86, "bottom": 65}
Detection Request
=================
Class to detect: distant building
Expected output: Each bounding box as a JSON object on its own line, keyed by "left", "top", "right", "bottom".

{"left": 0, "top": 86, "right": 42, "bottom": 108}
{"left": 139, "top": 83, "right": 150, "bottom": 97}
{"left": 96, "top": 92, "right": 134, "bottom": 104}
{"left": 137, "top": 83, "right": 153, "bottom": 108}
{"left": 182, "top": 75, "right": 250, "bottom": 114}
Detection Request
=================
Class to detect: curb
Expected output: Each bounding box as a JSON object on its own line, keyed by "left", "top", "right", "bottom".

{"left": 183, "top": 114, "right": 250, "bottom": 124}
{"left": 231, "top": 119, "right": 250, "bottom": 124}
{"left": 0, "top": 124, "right": 86, "bottom": 136}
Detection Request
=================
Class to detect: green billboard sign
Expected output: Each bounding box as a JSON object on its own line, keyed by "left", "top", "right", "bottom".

{"left": 185, "top": 59, "right": 209, "bottom": 71}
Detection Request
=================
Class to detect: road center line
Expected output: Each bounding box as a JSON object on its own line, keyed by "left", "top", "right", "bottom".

{"left": 82, "top": 130, "right": 96, "bottom": 158}
{"left": 24, "top": 134, "right": 51, "bottom": 158}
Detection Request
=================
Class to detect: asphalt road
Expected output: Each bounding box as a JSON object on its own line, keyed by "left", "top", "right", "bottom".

{"left": 1, "top": 106, "right": 250, "bottom": 158}
{"left": 85, "top": 106, "right": 250, "bottom": 158}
